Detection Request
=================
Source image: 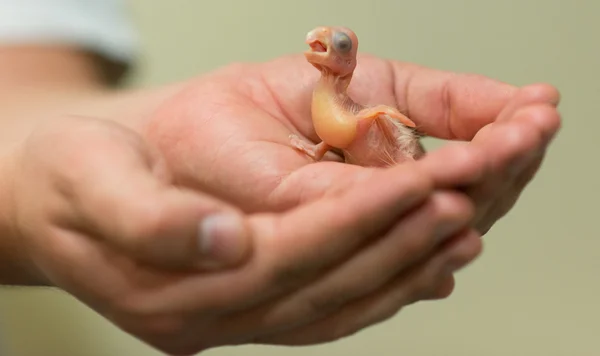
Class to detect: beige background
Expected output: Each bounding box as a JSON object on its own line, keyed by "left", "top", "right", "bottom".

{"left": 1, "top": 0, "right": 598, "bottom": 355}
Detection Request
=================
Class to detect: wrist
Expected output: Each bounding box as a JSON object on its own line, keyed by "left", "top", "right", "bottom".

{"left": 0, "top": 150, "right": 49, "bottom": 286}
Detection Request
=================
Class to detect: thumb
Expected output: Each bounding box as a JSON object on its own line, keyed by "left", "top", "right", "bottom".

{"left": 81, "top": 171, "right": 253, "bottom": 270}
{"left": 70, "top": 132, "right": 253, "bottom": 271}
{"left": 120, "top": 185, "right": 252, "bottom": 270}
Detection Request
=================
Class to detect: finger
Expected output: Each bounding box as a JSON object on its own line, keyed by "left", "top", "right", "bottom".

{"left": 467, "top": 105, "right": 549, "bottom": 232}
{"left": 125, "top": 155, "right": 481, "bottom": 316}
{"left": 275, "top": 136, "right": 489, "bottom": 212}
{"left": 417, "top": 143, "right": 487, "bottom": 188}
{"left": 495, "top": 83, "right": 561, "bottom": 124}
{"left": 488, "top": 104, "right": 560, "bottom": 194}
{"left": 73, "top": 126, "right": 252, "bottom": 270}
{"left": 470, "top": 114, "right": 544, "bottom": 198}
{"left": 252, "top": 164, "right": 435, "bottom": 283}
{"left": 476, "top": 150, "right": 545, "bottom": 235}
{"left": 422, "top": 274, "right": 456, "bottom": 301}
{"left": 268, "top": 161, "right": 367, "bottom": 209}
{"left": 213, "top": 191, "right": 474, "bottom": 341}
{"left": 119, "top": 163, "right": 434, "bottom": 316}
{"left": 253, "top": 230, "right": 482, "bottom": 345}
{"left": 484, "top": 105, "right": 553, "bottom": 186}
{"left": 388, "top": 61, "right": 517, "bottom": 140}
{"left": 517, "top": 101, "right": 562, "bottom": 145}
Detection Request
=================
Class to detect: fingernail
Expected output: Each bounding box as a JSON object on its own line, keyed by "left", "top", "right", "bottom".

{"left": 198, "top": 213, "right": 248, "bottom": 269}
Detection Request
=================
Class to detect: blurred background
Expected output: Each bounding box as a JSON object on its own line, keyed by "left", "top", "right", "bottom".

{"left": 0, "top": 0, "right": 597, "bottom": 355}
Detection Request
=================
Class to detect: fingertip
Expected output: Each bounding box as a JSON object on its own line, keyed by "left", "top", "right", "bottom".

{"left": 444, "top": 229, "right": 483, "bottom": 273}
{"left": 512, "top": 103, "right": 562, "bottom": 144}
{"left": 497, "top": 118, "right": 542, "bottom": 156}
{"left": 425, "top": 275, "right": 456, "bottom": 300}
{"left": 430, "top": 190, "right": 476, "bottom": 233}
{"left": 418, "top": 143, "right": 487, "bottom": 188}
{"left": 497, "top": 83, "right": 561, "bottom": 124}
{"left": 519, "top": 83, "right": 561, "bottom": 106}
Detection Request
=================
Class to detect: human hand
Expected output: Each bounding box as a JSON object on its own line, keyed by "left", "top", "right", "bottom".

{"left": 3, "top": 116, "right": 483, "bottom": 354}
{"left": 458, "top": 84, "right": 561, "bottom": 233}
{"left": 143, "top": 54, "right": 561, "bottom": 235}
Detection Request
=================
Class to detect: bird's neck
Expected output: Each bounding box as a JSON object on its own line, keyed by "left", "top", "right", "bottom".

{"left": 317, "top": 71, "right": 352, "bottom": 98}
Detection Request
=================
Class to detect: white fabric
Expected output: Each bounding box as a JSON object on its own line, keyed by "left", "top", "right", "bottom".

{"left": 0, "top": 0, "right": 137, "bottom": 64}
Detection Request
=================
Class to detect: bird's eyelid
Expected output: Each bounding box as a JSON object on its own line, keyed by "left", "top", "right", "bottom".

{"left": 332, "top": 31, "right": 353, "bottom": 53}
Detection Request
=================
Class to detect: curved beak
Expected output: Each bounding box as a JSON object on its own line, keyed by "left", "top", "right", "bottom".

{"left": 305, "top": 29, "right": 328, "bottom": 53}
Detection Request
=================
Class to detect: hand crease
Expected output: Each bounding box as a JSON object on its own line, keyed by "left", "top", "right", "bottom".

{"left": 388, "top": 60, "right": 412, "bottom": 118}
{"left": 249, "top": 68, "right": 301, "bottom": 136}
{"left": 440, "top": 77, "right": 457, "bottom": 139}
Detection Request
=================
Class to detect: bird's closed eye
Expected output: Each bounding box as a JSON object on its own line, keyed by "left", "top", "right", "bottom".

{"left": 332, "top": 32, "right": 352, "bottom": 53}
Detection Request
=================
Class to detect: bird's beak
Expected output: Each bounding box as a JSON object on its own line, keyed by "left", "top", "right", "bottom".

{"left": 305, "top": 30, "right": 328, "bottom": 53}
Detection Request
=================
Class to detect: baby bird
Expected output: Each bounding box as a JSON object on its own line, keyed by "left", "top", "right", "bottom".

{"left": 290, "top": 26, "right": 425, "bottom": 167}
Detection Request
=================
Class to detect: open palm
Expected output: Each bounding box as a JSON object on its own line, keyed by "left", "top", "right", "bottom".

{"left": 144, "top": 53, "right": 560, "bottom": 232}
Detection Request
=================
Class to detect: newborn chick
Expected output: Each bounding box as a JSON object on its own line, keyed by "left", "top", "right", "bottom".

{"left": 289, "top": 26, "right": 425, "bottom": 167}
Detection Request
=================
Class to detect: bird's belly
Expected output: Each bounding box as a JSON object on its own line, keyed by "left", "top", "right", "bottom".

{"left": 311, "top": 95, "right": 357, "bottom": 149}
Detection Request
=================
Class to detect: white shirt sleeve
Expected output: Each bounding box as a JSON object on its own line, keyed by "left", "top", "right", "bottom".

{"left": 0, "top": 0, "right": 138, "bottom": 65}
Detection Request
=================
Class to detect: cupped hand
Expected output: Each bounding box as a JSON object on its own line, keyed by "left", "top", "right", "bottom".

{"left": 144, "top": 54, "right": 561, "bottom": 235}
{"left": 5, "top": 116, "right": 484, "bottom": 354}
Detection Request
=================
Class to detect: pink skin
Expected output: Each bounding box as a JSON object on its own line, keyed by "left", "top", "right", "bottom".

{"left": 290, "top": 26, "right": 426, "bottom": 167}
